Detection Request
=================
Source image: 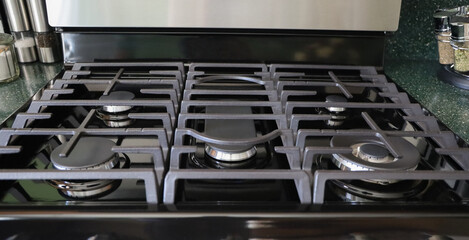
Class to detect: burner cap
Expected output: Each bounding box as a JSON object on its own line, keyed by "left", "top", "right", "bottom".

{"left": 204, "top": 105, "right": 258, "bottom": 163}
{"left": 100, "top": 91, "right": 135, "bottom": 113}
{"left": 357, "top": 143, "right": 393, "bottom": 163}
{"left": 50, "top": 137, "right": 118, "bottom": 170}
{"left": 325, "top": 95, "right": 347, "bottom": 112}
{"left": 330, "top": 135, "right": 420, "bottom": 172}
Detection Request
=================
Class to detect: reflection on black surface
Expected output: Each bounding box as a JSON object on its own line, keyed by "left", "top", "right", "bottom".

{"left": 62, "top": 32, "right": 385, "bottom": 66}
{"left": 0, "top": 216, "right": 468, "bottom": 240}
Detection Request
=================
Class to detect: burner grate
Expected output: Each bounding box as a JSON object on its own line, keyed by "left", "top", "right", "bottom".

{"left": 164, "top": 63, "right": 309, "bottom": 204}
{"left": 272, "top": 64, "right": 469, "bottom": 204}
{"left": 1, "top": 62, "right": 469, "bottom": 205}
{"left": 0, "top": 62, "right": 185, "bottom": 204}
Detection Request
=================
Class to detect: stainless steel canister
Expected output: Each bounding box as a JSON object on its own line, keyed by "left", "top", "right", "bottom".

{"left": 26, "top": 0, "right": 60, "bottom": 63}
{"left": 3, "top": 0, "right": 38, "bottom": 63}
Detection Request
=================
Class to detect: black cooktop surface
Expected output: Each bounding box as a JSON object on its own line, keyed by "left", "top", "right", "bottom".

{"left": 0, "top": 62, "right": 468, "bottom": 211}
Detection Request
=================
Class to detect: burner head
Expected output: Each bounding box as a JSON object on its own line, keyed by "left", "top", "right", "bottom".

{"left": 330, "top": 135, "right": 420, "bottom": 184}
{"left": 327, "top": 135, "right": 427, "bottom": 201}
{"left": 325, "top": 95, "right": 347, "bottom": 112}
{"left": 357, "top": 143, "right": 393, "bottom": 163}
{"left": 99, "top": 91, "right": 135, "bottom": 113}
{"left": 324, "top": 95, "right": 348, "bottom": 127}
{"left": 204, "top": 106, "right": 257, "bottom": 163}
{"left": 50, "top": 137, "right": 119, "bottom": 170}
{"left": 96, "top": 91, "right": 135, "bottom": 127}
{"left": 48, "top": 137, "right": 124, "bottom": 199}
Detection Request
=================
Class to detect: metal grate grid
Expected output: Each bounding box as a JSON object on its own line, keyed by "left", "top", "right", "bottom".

{"left": 0, "top": 62, "right": 185, "bottom": 203}
{"left": 164, "top": 63, "right": 311, "bottom": 204}
{"left": 0, "top": 62, "right": 468, "bottom": 205}
{"left": 270, "top": 64, "right": 469, "bottom": 204}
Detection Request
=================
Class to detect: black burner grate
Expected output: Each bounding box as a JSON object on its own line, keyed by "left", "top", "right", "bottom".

{"left": 0, "top": 62, "right": 468, "bottom": 205}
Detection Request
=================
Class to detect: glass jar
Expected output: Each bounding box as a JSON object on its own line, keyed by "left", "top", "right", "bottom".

{"left": 12, "top": 31, "right": 37, "bottom": 63}
{"left": 434, "top": 9, "right": 458, "bottom": 65}
{"left": 451, "top": 22, "right": 469, "bottom": 73}
{"left": 436, "top": 31, "right": 453, "bottom": 65}
{"left": 0, "top": 33, "right": 20, "bottom": 83}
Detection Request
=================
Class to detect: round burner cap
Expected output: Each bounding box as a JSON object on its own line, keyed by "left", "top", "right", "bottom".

{"left": 325, "top": 95, "right": 347, "bottom": 112}
{"left": 100, "top": 91, "right": 135, "bottom": 113}
{"left": 50, "top": 137, "right": 117, "bottom": 170}
{"left": 357, "top": 143, "right": 392, "bottom": 163}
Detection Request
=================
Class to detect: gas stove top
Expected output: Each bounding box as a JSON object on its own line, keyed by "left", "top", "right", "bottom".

{"left": 0, "top": 62, "right": 468, "bottom": 209}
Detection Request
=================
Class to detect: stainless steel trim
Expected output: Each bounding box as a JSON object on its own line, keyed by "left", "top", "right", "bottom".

{"left": 26, "top": 0, "right": 50, "bottom": 32}
{"left": 45, "top": 0, "right": 402, "bottom": 31}
{"left": 3, "top": 0, "right": 31, "bottom": 31}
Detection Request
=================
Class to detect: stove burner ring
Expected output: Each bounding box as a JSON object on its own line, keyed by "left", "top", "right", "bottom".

{"left": 49, "top": 178, "right": 120, "bottom": 199}
{"left": 100, "top": 91, "right": 135, "bottom": 113}
{"left": 329, "top": 179, "right": 430, "bottom": 202}
{"left": 47, "top": 153, "right": 130, "bottom": 199}
{"left": 331, "top": 135, "right": 420, "bottom": 184}
{"left": 327, "top": 114, "right": 347, "bottom": 127}
{"left": 48, "top": 137, "right": 129, "bottom": 199}
{"left": 324, "top": 95, "right": 348, "bottom": 127}
{"left": 96, "top": 91, "right": 136, "bottom": 127}
{"left": 95, "top": 110, "right": 135, "bottom": 128}
{"left": 205, "top": 144, "right": 257, "bottom": 162}
{"left": 325, "top": 95, "right": 348, "bottom": 112}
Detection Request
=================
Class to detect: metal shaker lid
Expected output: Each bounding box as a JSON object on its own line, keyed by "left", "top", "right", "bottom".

{"left": 3, "top": 0, "right": 31, "bottom": 32}
{"left": 451, "top": 22, "right": 469, "bottom": 40}
{"left": 26, "top": 0, "right": 51, "bottom": 32}
{"left": 434, "top": 9, "right": 458, "bottom": 32}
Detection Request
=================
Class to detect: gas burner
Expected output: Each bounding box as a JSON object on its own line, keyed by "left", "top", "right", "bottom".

{"left": 325, "top": 135, "right": 427, "bottom": 202}
{"left": 192, "top": 143, "right": 268, "bottom": 169}
{"left": 95, "top": 91, "right": 135, "bottom": 127}
{"left": 329, "top": 179, "right": 430, "bottom": 202}
{"left": 324, "top": 95, "right": 348, "bottom": 127}
{"left": 50, "top": 137, "right": 119, "bottom": 170}
{"left": 195, "top": 106, "right": 260, "bottom": 168}
{"left": 330, "top": 135, "right": 420, "bottom": 179}
{"left": 47, "top": 137, "right": 129, "bottom": 199}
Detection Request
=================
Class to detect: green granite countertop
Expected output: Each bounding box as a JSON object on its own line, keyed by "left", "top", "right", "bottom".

{"left": 385, "top": 59, "right": 469, "bottom": 142}
{"left": 0, "top": 63, "right": 63, "bottom": 126}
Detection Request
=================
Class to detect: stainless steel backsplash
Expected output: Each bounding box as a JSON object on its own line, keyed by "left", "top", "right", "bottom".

{"left": 45, "top": 0, "right": 401, "bottom": 31}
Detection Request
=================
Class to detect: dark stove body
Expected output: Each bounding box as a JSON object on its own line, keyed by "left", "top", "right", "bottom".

{"left": 2, "top": 0, "right": 469, "bottom": 238}
{"left": 1, "top": 62, "right": 469, "bottom": 238}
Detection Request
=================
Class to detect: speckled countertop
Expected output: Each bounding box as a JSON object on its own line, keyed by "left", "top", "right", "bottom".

{"left": 0, "top": 63, "right": 63, "bottom": 126}
{"left": 385, "top": 59, "right": 469, "bottom": 142}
